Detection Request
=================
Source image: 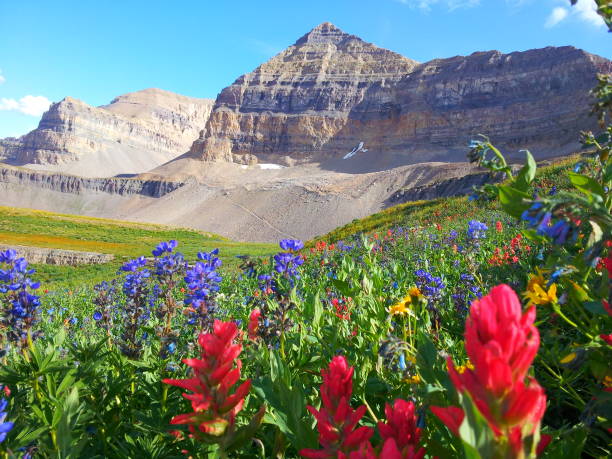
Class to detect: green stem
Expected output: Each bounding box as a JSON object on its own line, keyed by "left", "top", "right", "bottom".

{"left": 362, "top": 396, "right": 379, "bottom": 423}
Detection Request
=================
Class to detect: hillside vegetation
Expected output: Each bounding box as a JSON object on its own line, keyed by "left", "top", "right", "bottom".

{"left": 312, "top": 155, "right": 576, "bottom": 244}
{"left": 0, "top": 206, "right": 275, "bottom": 289}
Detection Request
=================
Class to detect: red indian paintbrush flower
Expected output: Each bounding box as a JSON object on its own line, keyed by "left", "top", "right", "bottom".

{"left": 301, "top": 356, "right": 374, "bottom": 458}
{"left": 163, "top": 320, "right": 251, "bottom": 438}
{"left": 431, "top": 284, "right": 547, "bottom": 455}
{"left": 248, "top": 308, "right": 261, "bottom": 340}
{"left": 377, "top": 399, "right": 425, "bottom": 459}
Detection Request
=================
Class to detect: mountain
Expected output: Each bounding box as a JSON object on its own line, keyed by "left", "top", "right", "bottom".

{"left": 0, "top": 23, "right": 609, "bottom": 242}
{"left": 186, "top": 23, "right": 610, "bottom": 169}
{"left": 1, "top": 89, "right": 214, "bottom": 177}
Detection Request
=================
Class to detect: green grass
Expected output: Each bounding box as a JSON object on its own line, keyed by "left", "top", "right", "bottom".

{"left": 0, "top": 206, "right": 275, "bottom": 290}
{"left": 312, "top": 155, "right": 579, "bottom": 244}
{"left": 0, "top": 155, "right": 579, "bottom": 290}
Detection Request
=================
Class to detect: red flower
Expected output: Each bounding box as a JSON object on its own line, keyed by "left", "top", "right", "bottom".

{"left": 600, "top": 334, "right": 612, "bottom": 346}
{"left": 431, "top": 284, "right": 547, "bottom": 453}
{"left": 163, "top": 320, "right": 251, "bottom": 438}
{"left": 300, "top": 356, "right": 374, "bottom": 458}
{"left": 248, "top": 308, "right": 261, "bottom": 340}
{"left": 604, "top": 254, "right": 612, "bottom": 279}
{"left": 377, "top": 399, "right": 425, "bottom": 459}
{"left": 430, "top": 405, "right": 464, "bottom": 436}
{"left": 604, "top": 300, "right": 612, "bottom": 317}
{"left": 496, "top": 221, "right": 503, "bottom": 232}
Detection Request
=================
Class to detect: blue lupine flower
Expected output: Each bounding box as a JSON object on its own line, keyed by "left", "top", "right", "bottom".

{"left": 0, "top": 252, "right": 42, "bottom": 345}
{"left": 120, "top": 256, "right": 147, "bottom": 272}
{"left": 93, "top": 311, "right": 103, "bottom": 321}
{"left": 0, "top": 398, "right": 14, "bottom": 443}
{"left": 467, "top": 220, "right": 488, "bottom": 240}
{"left": 573, "top": 162, "right": 583, "bottom": 173}
{"left": 536, "top": 212, "right": 553, "bottom": 235}
{"left": 152, "top": 240, "right": 178, "bottom": 257}
{"left": 184, "top": 249, "right": 223, "bottom": 321}
{"left": 167, "top": 342, "right": 176, "bottom": 354}
{"left": 279, "top": 239, "right": 304, "bottom": 252}
{"left": 415, "top": 269, "right": 445, "bottom": 302}
{"left": 273, "top": 252, "right": 304, "bottom": 279}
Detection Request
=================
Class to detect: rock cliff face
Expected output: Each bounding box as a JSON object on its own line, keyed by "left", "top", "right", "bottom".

{"left": 0, "top": 164, "right": 185, "bottom": 197}
{"left": 189, "top": 22, "right": 610, "bottom": 167}
{"left": 189, "top": 22, "right": 419, "bottom": 164}
{"left": 0, "top": 244, "right": 114, "bottom": 266}
{"left": 4, "top": 89, "right": 213, "bottom": 177}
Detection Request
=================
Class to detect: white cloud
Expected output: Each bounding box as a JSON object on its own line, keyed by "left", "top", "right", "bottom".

{"left": 0, "top": 70, "right": 5, "bottom": 85}
{"left": 545, "top": 6, "right": 569, "bottom": 28}
{"left": 395, "top": 0, "right": 481, "bottom": 11}
{"left": 572, "top": 0, "right": 605, "bottom": 28}
{"left": 545, "top": 0, "right": 605, "bottom": 29}
{"left": 0, "top": 95, "right": 52, "bottom": 117}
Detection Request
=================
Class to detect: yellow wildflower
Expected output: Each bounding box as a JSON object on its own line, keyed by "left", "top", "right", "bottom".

{"left": 405, "top": 374, "right": 421, "bottom": 384}
{"left": 523, "top": 269, "right": 557, "bottom": 305}
{"left": 389, "top": 296, "right": 411, "bottom": 316}
{"left": 603, "top": 376, "right": 612, "bottom": 388}
{"left": 456, "top": 360, "right": 474, "bottom": 374}
{"left": 408, "top": 287, "right": 423, "bottom": 298}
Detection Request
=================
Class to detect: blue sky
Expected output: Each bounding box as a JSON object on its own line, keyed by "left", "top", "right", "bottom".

{"left": 0, "top": 0, "right": 609, "bottom": 138}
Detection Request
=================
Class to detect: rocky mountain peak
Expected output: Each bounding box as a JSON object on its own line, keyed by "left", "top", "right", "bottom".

{"left": 295, "top": 22, "right": 357, "bottom": 46}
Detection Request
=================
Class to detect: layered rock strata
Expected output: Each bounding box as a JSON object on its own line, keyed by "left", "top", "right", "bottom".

{"left": 189, "top": 23, "right": 611, "bottom": 167}
{"left": 0, "top": 244, "right": 114, "bottom": 266}
{"left": 3, "top": 89, "right": 213, "bottom": 177}
{"left": 0, "top": 164, "right": 185, "bottom": 197}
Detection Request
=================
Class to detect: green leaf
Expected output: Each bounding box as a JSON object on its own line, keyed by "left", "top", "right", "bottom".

{"left": 225, "top": 404, "right": 266, "bottom": 452}
{"left": 514, "top": 150, "right": 537, "bottom": 192}
{"left": 583, "top": 301, "right": 608, "bottom": 315}
{"left": 457, "top": 392, "right": 496, "bottom": 458}
{"left": 332, "top": 279, "right": 353, "bottom": 297}
{"left": 568, "top": 172, "right": 606, "bottom": 199}
{"left": 497, "top": 185, "right": 531, "bottom": 218}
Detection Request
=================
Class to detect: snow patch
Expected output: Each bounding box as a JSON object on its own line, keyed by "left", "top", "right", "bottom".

{"left": 258, "top": 163, "right": 285, "bottom": 170}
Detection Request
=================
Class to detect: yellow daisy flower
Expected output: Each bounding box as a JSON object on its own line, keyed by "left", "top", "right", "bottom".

{"left": 523, "top": 269, "right": 558, "bottom": 305}
{"left": 389, "top": 296, "right": 411, "bottom": 316}
{"left": 408, "top": 287, "right": 423, "bottom": 298}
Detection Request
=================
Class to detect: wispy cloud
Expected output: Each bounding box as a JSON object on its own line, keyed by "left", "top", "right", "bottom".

{"left": 0, "top": 95, "right": 52, "bottom": 117}
{"left": 395, "top": 0, "right": 481, "bottom": 12}
{"left": 0, "top": 70, "right": 5, "bottom": 85}
{"left": 545, "top": 6, "right": 569, "bottom": 28}
{"left": 545, "top": 0, "right": 605, "bottom": 29}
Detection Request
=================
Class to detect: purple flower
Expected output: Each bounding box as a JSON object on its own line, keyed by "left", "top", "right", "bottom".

{"left": 467, "top": 220, "right": 488, "bottom": 240}
{"left": 152, "top": 240, "right": 178, "bottom": 257}
{"left": 279, "top": 239, "right": 304, "bottom": 252}
{"left": 0, "top": 398, "right": 14, "bottom": 443}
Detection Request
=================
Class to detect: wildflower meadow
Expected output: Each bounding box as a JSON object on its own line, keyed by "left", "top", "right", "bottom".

{"left": 1, "top": 29, "right": 611, "bottom": 459}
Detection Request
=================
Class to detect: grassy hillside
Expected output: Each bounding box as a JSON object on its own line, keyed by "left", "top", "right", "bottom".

{"left": 311, "top": 155, "right": 576, "bottom": 244}
{"left": 0, "top": 156, "right": 576, "bottom": 290}
{"left": 0, "top": 206, "right": 275, "bottom": 289}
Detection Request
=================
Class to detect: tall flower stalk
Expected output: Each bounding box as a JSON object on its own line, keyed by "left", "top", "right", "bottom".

{"left": 163, "top": 320, "right": 264, "bottom": 456}
{"left": 301, "top": 356, "right": 374, "bottom": 458}
{"left": 431, "top": 284, "right": 548, "bottom": 458}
